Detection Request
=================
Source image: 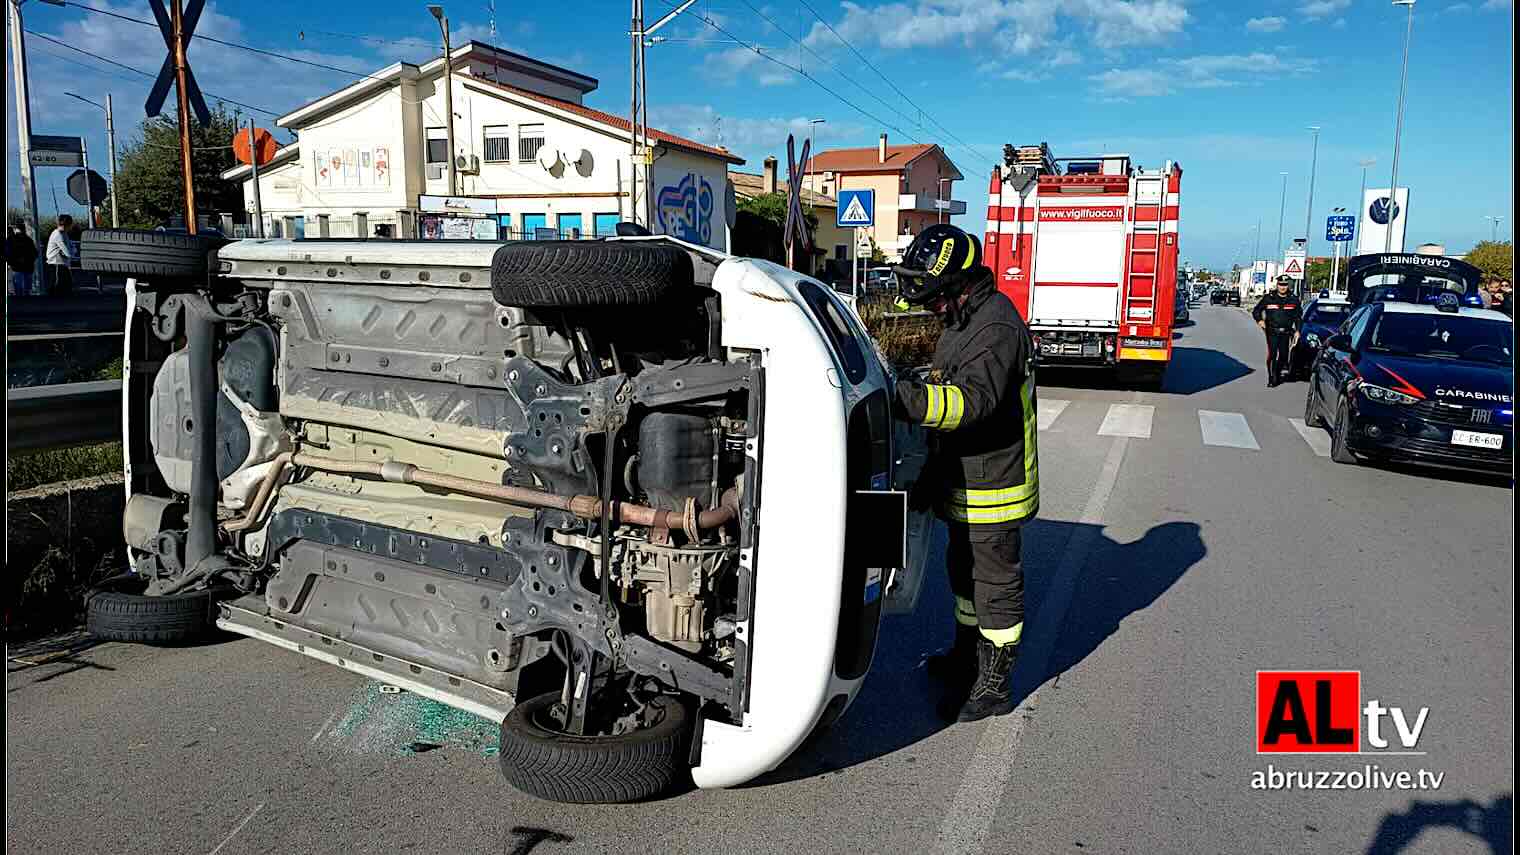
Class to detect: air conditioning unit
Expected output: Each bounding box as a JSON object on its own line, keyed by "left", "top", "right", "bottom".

{"left": 455, "top": 154, "right": 480, "bottom": 174}
{"left": 427, "top": 163, "right": 445, "bottom": 180}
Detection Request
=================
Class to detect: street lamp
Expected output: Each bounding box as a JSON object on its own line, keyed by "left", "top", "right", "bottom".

{"left": 806, "top": 117, "right": 825, "bottom": 194}
{"left": 427, "top": 4, "right": 458, "bottom": 197}
{"left": 65, "top": 91, "right": 119, "bottom": 228}
{"left": 1275, "top": 172, "right": 1289, "bottom": 261}
{"left": 1484, "top": 215, "right": 1504, "bottom": 242}
{"left": 1354, "top": 157, "right": 1376, "bottom": 250}
{"left": 1303, "top": 126, "right": 1320, "bottom": 261}
{"left": 937, "top": 177, "right": 952, "bottom": 225}
{"left": 1385, "top": 0, "right": 1416, "bottom": 253}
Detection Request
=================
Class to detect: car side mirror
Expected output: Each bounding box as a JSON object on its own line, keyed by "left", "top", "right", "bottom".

{"left": 1326, "top": 333, "right": 1352, "bottom": 351}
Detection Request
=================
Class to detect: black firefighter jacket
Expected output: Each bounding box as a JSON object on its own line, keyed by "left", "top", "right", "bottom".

{"left": 893, "top": 268, "right": 1039, "bottom": 530}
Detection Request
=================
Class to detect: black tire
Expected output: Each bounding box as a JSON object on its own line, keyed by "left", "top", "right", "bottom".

{"left": 490, "top": 241, "right": 693, "bottom": 308}
{"left": 1304, "top": 382, "right": 1325, "bottom": 428}
{"left": 1330, "top": 398, "right": 1359, "bottom": 465}
{"left": 80, "top": 229, "right": 227, "bottom": 279}
{"left": 84, "top": 575, "right": 228, "bottom": 644}
{"left": 499, "top": 692, "right": 691, "bottom": 803}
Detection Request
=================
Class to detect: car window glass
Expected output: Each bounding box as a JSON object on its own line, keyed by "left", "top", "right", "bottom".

{"left": 1306, "top": 304, "right": 1348, "bottom": 324}
{"left": 1367, "top": 314, "right": 1513, "bottom": 365}
{"left": 798, "top": 281, "right": 868, "bottom": 384}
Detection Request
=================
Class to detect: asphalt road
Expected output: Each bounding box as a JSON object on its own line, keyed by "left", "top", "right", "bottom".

{"left": 7, "top": 303, "right": 1513, "bottom": 855}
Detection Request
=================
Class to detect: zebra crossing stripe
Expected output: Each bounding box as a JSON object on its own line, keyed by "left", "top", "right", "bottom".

{"left": 1198, "top": 410, "right": 1260, "bottom": 450}
{"left": 1038, "top": 399, "right": 1071, "bottom": 431}
{"left": 1097, "top": 403, "right": 1154, "bottom": 438}
{"left": 1288, "top": 417, "right": 1332, "bottom": 457}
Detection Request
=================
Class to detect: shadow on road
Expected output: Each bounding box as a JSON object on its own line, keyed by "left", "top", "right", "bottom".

{"left": 1365, "top": 794, "right": 1512, "bottom": 855}
{"left": 1359, "top": 459, "right": 1515, "bottom": 491}
{"left": 1158, "top": 346, "right": 1254, "bottom": 395}
{"left": 755, "top": 519, "right": 1206, "bottom": 785}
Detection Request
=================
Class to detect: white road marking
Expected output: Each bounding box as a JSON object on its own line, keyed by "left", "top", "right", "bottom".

{"left": 1097, "top": 403, "right": 1154, "bottom": 438}
{"left": 1289, "top": 417, "right": 1332, "bottom": 457}
{"left": 1198, "top": 410, "right": 1260, "bottom": 450}
{"left": 310, "top": 709, "right": 341, "bottom": 745}
{"left": 1037, "top": 399, "right": 1070, "bottom": 431}
{"left": 207, "top": 803, "right": 264, "bottom": 855}
{"left": 936, "top": 433, "right": 1130, "bottom": 855}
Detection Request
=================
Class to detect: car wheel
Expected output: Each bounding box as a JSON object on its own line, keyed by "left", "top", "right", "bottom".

{"left": 498, "top": 691, "right": 692, "bottom": 803}
{"left": 1330, "top": 398, "right": 1359, "bottom": 465}
{"left": 1304, "top": 382, "right": 1325, "bottom": 428}
{"left": 490, "top": 241, "right": 693, "bottom": 308}
{"left": 84, "top": 574, "right": 232, "bottom": 644}
{"left": 80, "top": 229, "right": 227, "bottom": 280}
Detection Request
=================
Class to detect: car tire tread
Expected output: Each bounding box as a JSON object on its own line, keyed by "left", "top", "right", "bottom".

{"left": 1330, "top": 398, "right": 1359, "bottom": 465}
{"left": 490, "top": 241, "right": 693, "bottom": 308}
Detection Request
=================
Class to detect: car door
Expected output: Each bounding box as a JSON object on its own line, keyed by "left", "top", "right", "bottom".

{"left": 1318, "top": 306, "right": 1370, "bottom": 407}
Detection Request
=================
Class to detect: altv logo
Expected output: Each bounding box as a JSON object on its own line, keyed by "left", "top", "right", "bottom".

{"left": 1256, "top": 671, "right": 1430, "bottom": 754}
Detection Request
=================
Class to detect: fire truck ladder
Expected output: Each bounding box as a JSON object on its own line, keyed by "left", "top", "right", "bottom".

{"left": 1125, "top": 170, "right": 1168, "bottom": 329}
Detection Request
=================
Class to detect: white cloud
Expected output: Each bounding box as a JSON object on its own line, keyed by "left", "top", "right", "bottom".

{"left": 1480, "top": 0, "right": 1510, "bottom": 9}
{"left": 649, "top": 104, "right": 867, "bottom": 161}
{"left": 1246, "top": 16, "right": 1286, "bottom": 32}
{"left": 1091, "top": 51, "right": 1316, "bottom": 97}
{"left": 1298, "top": 0, "right": 1350, "bottom": 20}
{"left": 1445, "top": 2, "right": 1473, "bottom": 10}
{"left": 710, "top": 46, "right": 798, "bottom": 86}
{"left": 800, "top": 0, "right": 1187, "bottom": 56}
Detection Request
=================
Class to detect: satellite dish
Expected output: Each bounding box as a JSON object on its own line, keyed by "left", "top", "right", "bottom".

{"left": 572, "top": 149, "right": 594, "bottom": 177}
{"left": 538, "top": 147, "right": 564, "bottom": 176}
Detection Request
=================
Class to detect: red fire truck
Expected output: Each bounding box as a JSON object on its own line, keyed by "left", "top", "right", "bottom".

{"left": 983, "top": 144, "right": 1182, "bottom": 388}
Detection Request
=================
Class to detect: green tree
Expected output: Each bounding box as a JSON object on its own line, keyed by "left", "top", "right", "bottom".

{"left": 1465, "top": 240, "right": 1513, "bottom": 281}
{"left": 1306, "top": 258, "right": 1349, "bottom": 291}
{"left": 104, "top": 103, "right": 244, "bottom": 229}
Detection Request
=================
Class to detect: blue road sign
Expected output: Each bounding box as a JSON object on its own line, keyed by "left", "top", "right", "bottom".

{"left": 1253, "top": 271, "right": 1267, "bottom": 284}
{"left": 837, "top": 189, "right": 875, "bottom": 228}
{"left": 1326, "top": 214, "right": 1355, "bottom": 243}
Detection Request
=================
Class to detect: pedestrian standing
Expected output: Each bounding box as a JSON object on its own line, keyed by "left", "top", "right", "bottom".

{"left": 46, "top": 215, "right": 77, "bottom": 296}
{"left": 7, "top": 225, "right": 39, "bottom": 296}
{"left": 891, "top": 224, "right": 1039, "bottom": 723}
{"left": 1252, "top": 274, "right": 1303, "bottom": 387}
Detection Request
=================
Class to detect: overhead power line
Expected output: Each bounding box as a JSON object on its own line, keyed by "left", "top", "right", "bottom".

{"left": 793, "top": 0, "right": 999, "bottom": 167}
{"left": 24, "top": 29, "right": 279, "bottom": 116}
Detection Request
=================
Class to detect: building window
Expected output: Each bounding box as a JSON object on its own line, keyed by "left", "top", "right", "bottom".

{"left": 593, "top": 213, "right": 620, "bottom": 237}
{"left": 522, "top": 212, "right": 548, "bottom": 239}
{"left": 426, "top": 127, "right": 448, "bottom": 164}
{"left": 316, "top": 214, "right": 330, "bottom": 238}
{"left": 518, "top": 124, "right": 545, "bottom": 163}
{"left": 354, "top": 212, "right": 368, "bottom": 237}
{"left": 483, "top": 125, "right": 511, "bottom": 162}
{"left": 557, "top": 213, "right": 583, "bottom": 239}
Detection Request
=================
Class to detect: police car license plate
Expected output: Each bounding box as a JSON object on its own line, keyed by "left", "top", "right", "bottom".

{"left": 1451, "top": 429, "right": 1503, "bottom": 449}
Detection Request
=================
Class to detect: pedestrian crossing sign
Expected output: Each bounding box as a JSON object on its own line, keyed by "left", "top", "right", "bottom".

{"left": 837, "top": 189, "right": 875, "bottom": 227}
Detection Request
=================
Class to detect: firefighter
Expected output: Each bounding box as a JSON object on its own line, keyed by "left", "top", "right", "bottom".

{"left": 1252, "top": 274, "right": 1302, "bottom": 387}
{"left": 891, "top": 224, "right": 1038, "bottom": 723}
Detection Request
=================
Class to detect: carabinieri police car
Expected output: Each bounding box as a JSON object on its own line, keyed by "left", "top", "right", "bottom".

{"left": 1306, "top": 292, "right": 1513, "bottom": 473}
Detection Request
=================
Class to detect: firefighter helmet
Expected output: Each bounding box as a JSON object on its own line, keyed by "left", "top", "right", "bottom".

{"left": 893, "top": 224, "right": 982, "bottom": 304}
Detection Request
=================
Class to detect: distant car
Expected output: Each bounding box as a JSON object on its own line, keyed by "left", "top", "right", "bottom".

{"left": 1227, "top": 291, "right": 1242, "bottom": 307}
{"left": 862, "top": 267, "right": 895, "bottom": 293}
{"left": 1211, "top": 290, "right": 1228, "bottom": 305}
{"left": 1306, "top": 294, "right": 1513, "bottom": 473}
{"left": 1289, "top": 294, "right": 1352, "bottom": 378}
{"left": 1174, "top": 291, "right": 1190, "bottom": 323}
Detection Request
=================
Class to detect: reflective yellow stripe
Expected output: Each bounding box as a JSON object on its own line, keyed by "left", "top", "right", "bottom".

{"left": 941, "top": 386, "right": 965, "bottom": 430}
{"left": 894, "top": 297, "right": 911, "bottom": 311}
{"left": 942, "top": 490, "right": 1038, "bottom": 523}
{"left": 923, "top": 385, "right": 945, "bottom": 428}
{"left": 954, "top": 596, "right": 978, "bottom": 626}
{"left": 948, "top": 483, "right": 1038, "bottom": 506}
{"left": 980, "top": 621, "right": 1023, "bottom": 647}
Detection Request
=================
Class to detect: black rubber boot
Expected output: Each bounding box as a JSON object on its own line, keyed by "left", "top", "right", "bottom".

{"left": 955, "top": 637, "right": 1018, "bottom": 723}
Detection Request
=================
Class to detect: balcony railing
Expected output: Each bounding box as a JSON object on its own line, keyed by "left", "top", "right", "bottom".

{"left": 898, "top": 194, "right": 967, "bottom": 215}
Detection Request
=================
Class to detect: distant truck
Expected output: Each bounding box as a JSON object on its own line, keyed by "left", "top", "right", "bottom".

{"left": 984, "top": 144, "right": 1182, "bottom": 388}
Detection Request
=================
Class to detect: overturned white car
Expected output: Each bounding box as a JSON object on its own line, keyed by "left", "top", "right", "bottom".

{"left": 85, "top": 230, "right": 922, "bottom": 802}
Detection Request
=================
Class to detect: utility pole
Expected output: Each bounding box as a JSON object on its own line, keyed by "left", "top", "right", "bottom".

{"left": 247, "top": 119, "right": 265, "bottom": 237}
{"left": 81, "top": 137, "right": 95, "bottom": 228}
{"left": 1385, "top": 0, "right": 1416, "bottom": 253}
{"left": 170, "top": 0, "right": 198, "bottom": 232}
{"left": 9, "top": 0, "right": 44, "bottom": 260}
{"left": 628, "top": 0, "right": 695, "bottom": 229}
{"left": 428, "top": 5, "right": 457, "bottom": 197}
{"left": 1302, "top": 126, "right": 1320, "bottom": 261}
{"left": 807, "top": 117, "right": 824, "bottom": 194}
{"left": 66, "top": 91, "right": 119, "bottom": 227}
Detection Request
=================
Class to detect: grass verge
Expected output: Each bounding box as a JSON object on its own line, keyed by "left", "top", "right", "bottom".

{"left": 7, "top": 443, "right": 124, "bottom": 493}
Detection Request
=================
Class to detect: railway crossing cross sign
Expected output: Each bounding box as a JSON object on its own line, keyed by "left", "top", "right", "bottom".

{"left": 145, "top": 0, "right": 212, "bottom": 125}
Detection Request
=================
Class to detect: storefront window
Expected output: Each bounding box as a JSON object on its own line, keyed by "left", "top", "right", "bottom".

{"left": 594, "top": 213, "right": 620, "bottom": 237}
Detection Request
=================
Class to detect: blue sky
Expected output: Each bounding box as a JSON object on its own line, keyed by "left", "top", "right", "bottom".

{"left": 6, "top": 0, "right": 1513, "bottom": 267}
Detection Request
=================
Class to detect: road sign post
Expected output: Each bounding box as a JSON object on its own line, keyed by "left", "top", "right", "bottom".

{"left": 837, "top": 189, "right": 874, "bottom": 300}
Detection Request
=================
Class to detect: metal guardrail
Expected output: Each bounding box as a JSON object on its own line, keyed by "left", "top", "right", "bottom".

{"left": 6, "top": 381, "right": 121, "bottom": 454}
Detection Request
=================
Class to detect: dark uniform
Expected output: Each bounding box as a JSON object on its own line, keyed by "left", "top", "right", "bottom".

{"left": 1251, "top": 280, "right": 1303, "bottom": 386}
{"left": 890, "top": 224, "right": 1038, "bottom": 723}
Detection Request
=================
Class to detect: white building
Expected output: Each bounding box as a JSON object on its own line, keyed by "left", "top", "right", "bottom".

{"left": 221, "top": 42, "right": 742, "bottom": 249}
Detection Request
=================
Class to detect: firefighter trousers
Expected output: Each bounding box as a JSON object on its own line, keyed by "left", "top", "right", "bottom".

{"left": 946, "top": 524, "right": 1025, "bottom": 646}
{"left": 1264, "top": 330, "right": 1294, "bottom": 382}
